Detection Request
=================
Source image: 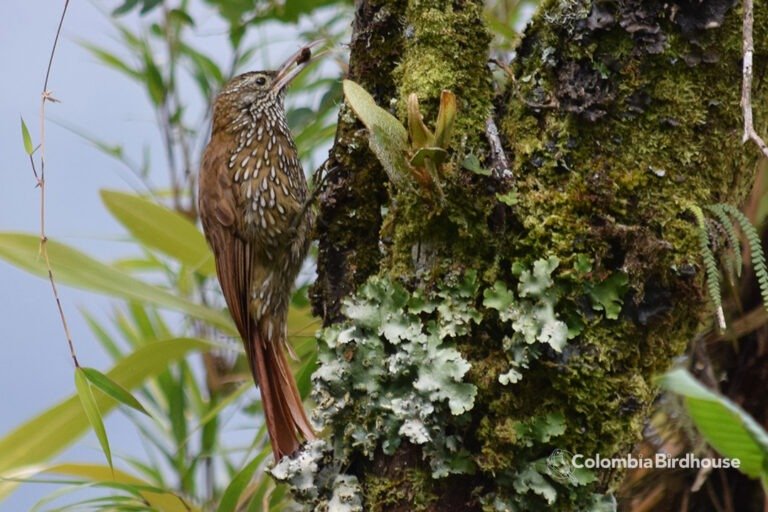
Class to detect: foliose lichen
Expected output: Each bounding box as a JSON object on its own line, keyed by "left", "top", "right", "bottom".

{"left": 312, "top": 275, "right": 478, "bottom": 479}
{"left": 483, "top": 256, "right": 570, "bottom": 385}
{"left": 281, "top": 257, "right": 628, "bottom": 509}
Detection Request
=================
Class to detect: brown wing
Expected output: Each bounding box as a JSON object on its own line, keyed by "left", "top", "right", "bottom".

{"left": 199, "top": 138, "right": 253, "bottom": 342}
{"left": 199, "top": 137, "right": 314, "bottom": 458}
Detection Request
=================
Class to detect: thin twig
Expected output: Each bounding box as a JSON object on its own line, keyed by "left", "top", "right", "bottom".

{"left": 742, "top": 0, "right": 768, "bottom": 158}
{"left": 35, "top": 0, "right": 78, "bottom": 367}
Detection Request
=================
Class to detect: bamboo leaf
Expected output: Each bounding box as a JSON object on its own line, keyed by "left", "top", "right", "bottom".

{"left": 0, "top": 338, "right": 214, "bottom": 500}
{"left": 142, "top": 50, "right": 166, "bottom": 106}
{"left": 80, "top": 367, "right": 149, "bottom": 417}
{"left": 101, "top": 190, "right": 216, "bottom": 276}
{"left": 17, "top": 463, "right": 197, "bottom": 512}
{"left": 217, "top": 453, "right": 269, "bottom": 512}
{"left": 79, "top": 42, "right": 142, "bottom": 80}
{"left": 74, "top": 368, "right": 112, "bottom": 471}
{"left": 20, "top": 117, "right": 34, "bottom": 155}
{"left": 0, "top": 232, "right": 234, "bottom": 334}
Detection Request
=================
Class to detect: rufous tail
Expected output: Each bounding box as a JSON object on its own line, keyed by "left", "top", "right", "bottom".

{"left": 247, "top": 319, "right": 316, "bottom": 460}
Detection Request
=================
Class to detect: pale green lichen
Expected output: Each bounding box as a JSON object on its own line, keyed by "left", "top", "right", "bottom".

{"left": 477, "top": 411, "right": 613, "bottom": 511}
{"left": 269, "top": 440, "right": 329, "bottom": 502}
{"left": 284, "top": 259, "right": 605, "bottom": 508}
{"left": 483, "top": 256, "right": 570, "bottom": 385}
{"left": 312, "top": 275, "right": 478, "bottom": 478}
{"left": 327, "top": 475, "right": 364, "bottom": 512}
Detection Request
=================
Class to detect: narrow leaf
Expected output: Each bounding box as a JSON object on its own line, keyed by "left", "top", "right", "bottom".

{"left": 45, "top": 463, "right": 195, "bottom": 511}
{"left": 217, "top": 453, "right": 268, "bottom": 512}
{"left": 142, "top": 50, "right": 166, "bottom": 106}
{"left": 434, "top": 90, "right": 457, "bottom": 149}
{"left": 20, "top": 117, "right": 33, "bottom": 155}
{"left": 407, "top": 93, "right": 433, "bottom": 148}
{"left": 79, "top": 42, "right": 142, "bottom": 80}
{"left": 74, "top": 368, "right": 112, "bottom": 471}
{"left": 101, "top": 190, "right": 216, "bottom": 276}
{"left": 0, "top": 232, "right": 234, "bottom": 333}
{"left": 0, "top": 338, "right": 213, "bottom": 500}
{"left": 80, "top": 367, "right": 149, "bottom": 416}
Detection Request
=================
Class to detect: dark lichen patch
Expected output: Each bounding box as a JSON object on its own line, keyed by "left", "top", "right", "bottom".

{"left": 673, "top": 0, "right": 738, "bottom": 39}
{"left": 555, "top": 60, "right": 615, "bottom": 121}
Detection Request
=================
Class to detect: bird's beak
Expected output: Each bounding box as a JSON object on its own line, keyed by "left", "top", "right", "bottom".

{"left": 271, "top": 40, "right": 324, "bottom": 93}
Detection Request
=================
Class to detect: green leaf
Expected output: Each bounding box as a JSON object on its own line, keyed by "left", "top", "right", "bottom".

{"left": 0, "top": 232, "right": 233, "bottom": 333}
{"left": 80, "top": 42, "right": 142, "bottom": 80}
{"left": 407, "top": 93, "right": 434, "bottom": 148}
{"left": 434, "top": 90, "right": 457, "bottom": 149}
{"left": 217, "top": 453, "right": 268, "bottom": 512}
{"left": 80, "top": 367, "right": 149, "bottom": 416}
{"left": 74, "top": 368, "right": 112, "bottom": 471}
{"left": 168, "top": 8, "right": 194, "bottom": 27}
{"left": 142, "top": 50, "right": 166, "bottom": 106}
{"left": 342, "top": 80, "right": 411, "bottom": 189}
{"left": 180, "top": 43, "right": 224, "bottom": 94}
{"left": 112, "top": 0, "right": 140, "bottom": 16}
{"left": 43, "top": 463, "right": 195, "bottom": 511}
{"left": 20, "top": 117, "right": 33, "bottom": 155}
{"left": 659, "top": 368, "right": 768, "bottom": 479}
{"left": 0, "top": 338, "right": 213, "bottom": 500}
{"left": 410, "top": 147, "right": 449, "bottom": 168}
{"left": 100, "top": 190, "right": 216, "bottom": 276}
{"left": 81, "top": 309, "right": 123, "bottom": 359}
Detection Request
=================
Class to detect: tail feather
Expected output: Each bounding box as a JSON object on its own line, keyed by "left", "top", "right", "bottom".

{"left": 247, "top": 320, "right": 315, "bottom": 460}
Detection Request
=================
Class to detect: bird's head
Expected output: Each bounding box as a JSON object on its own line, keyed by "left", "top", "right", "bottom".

{"left": 212, "top": 41, "right": 322, "bottom": 132}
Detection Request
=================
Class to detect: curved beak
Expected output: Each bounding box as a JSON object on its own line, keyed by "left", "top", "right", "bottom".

{"left": 271, "top": 40, "right": 324, "bottom": 93}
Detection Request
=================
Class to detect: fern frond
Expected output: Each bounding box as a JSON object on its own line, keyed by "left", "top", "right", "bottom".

{"left": 705, "top": 204, "right": 743, "bottom": 277}
{"left": 719, "top": 204, "right": 768, "bottom": 311}
{"left": 689, "top": 204, "right": 725, "bottom": 329}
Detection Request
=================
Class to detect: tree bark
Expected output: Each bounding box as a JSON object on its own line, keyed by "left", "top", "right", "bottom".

{"left": 302, "top": 1, "right": 768, "bottom": 510}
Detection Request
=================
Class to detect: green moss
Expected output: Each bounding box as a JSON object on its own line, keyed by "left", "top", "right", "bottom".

{"left": 312, "top": 1, "right": 767, "bottom": 510}
{"left": 395, "top": 0, "right": 493, "bottom": 148}
{"left": 365, "top": 468, "right": 437, "bottom": 512}
{"left": 311, "top": 0, "right": 408, "bottom": 322}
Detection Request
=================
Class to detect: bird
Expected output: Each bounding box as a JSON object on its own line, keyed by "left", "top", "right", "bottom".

{"left": 198, "top": 42, "right": 321, "bottom": 460}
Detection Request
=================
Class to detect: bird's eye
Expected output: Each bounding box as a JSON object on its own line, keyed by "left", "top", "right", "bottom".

{"left": 255, "top": 76, "right": 267, "bottom": 86}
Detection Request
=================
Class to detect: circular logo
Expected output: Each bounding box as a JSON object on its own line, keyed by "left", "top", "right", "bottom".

{"left": 547, "top": 449, "right": 575, "bottom": 484}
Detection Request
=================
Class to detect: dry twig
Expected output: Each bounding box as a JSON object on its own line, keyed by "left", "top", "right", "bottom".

{"left": 742, "top": 0, "right": 768, "bottom": 158}
{"left": 31, "top": 0, "right": 78, "bottom": 367}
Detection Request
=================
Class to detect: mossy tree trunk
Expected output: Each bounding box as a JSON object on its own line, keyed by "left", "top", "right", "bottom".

{"left": 304, "top": 1, "right": 767, "bottom": 510}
